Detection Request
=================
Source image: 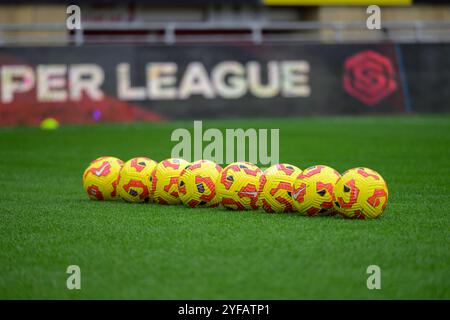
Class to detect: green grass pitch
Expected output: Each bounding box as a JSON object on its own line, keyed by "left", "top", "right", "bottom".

{"left": 0, "top": 116, "right": 449, "bottom": 299}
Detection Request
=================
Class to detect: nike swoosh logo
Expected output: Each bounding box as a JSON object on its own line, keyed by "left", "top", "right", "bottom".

{"left": 95, "top": 163, "right": 108, "bottom": 176}
{"left": 238, "top": 191, "right": 258, "bottom": 198}
{"left": 293, "top": 186, "right": 306, "bottom": 200}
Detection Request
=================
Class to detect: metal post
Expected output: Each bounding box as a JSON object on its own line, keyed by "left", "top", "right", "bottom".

{"left": 74, "top": 27, "right": 84, "bottom": 46}
{"left": 414, "top": 21, "right": 423, "bottom": 43}
{"left": 334, "top": 23, "right": 343, "bottom": 43}
{"left": 165, "top": 23, "right": 175, "bottom": 45}
{"left": 252, "top": 24, "right": 263, "bottom": 44}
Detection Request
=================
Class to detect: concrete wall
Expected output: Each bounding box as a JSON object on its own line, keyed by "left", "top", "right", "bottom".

{"left": 317, "top": 5, "right": 450, "bottom": 41}
{"left": 0, "top": 5, "right": 67, "bottom": 44}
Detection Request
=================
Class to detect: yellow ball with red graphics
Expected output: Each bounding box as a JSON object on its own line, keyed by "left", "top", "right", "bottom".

{"left": 216, "top": 161, "right": 263, "bottom": 210}
{"left": 82, "top": 156, "right": 124, "bottom": 200}
{"left": 150, "top": 158, "right": 190, "bottom": 205}
{"left": 333, "top": 167, "right": 388, "bottom": 219}
{"left": 178, "top": 160, "right": 223, "bottom": 208}
{"left": 292, "top": 165, "right": 341, "bottom": 216}
{"left": 118, "top": 157, "right": 157, "bottom": 203}
{"left": 259, "top": 164, "right": 302, "bottom": 213}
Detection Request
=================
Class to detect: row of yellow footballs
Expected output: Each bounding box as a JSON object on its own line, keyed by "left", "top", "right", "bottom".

{"left": 83, "top": 156, "right": 389, "bottom": 219}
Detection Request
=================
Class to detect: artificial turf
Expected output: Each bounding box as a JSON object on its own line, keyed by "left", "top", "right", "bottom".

{"left": 0, "top": 116, "right": 449, "bottom": 299}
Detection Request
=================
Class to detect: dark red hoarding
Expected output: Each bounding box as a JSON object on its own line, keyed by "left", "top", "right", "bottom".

{"left": 0, "top": 43, "right": 448, "bottom": 126}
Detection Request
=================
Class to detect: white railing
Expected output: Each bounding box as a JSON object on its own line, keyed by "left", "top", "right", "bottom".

{"left": 0, "top": 20, "right": 450, "bottom": 45}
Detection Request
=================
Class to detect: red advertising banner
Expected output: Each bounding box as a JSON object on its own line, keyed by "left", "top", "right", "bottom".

{"left": 0, "top": 43, "right": 448, "bottom": 126}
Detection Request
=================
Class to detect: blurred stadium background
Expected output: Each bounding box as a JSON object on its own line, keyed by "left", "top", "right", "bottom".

{"left": 0, "top": 0, "right": 449, "bottom": 126}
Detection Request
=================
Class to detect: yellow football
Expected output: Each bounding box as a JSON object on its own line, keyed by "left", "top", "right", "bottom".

{"left": 259, "top": 164, "right": 302, "bottom": 213}
{"left": 82, "top": 156, "right": 124, "bottom": 200}
{"left": 292, "top": 165, "right": 341, "bottom": 216}
{"left": 333, "top": 167, "right": 388, "bottom": 219}
{"left": 216, "top": 161, "right": 263, "bottom": 210}
{"left": 150, "top": 158, "right": 190, "bottom": 205}
{"left": 178, "top": 160, "right": 223, "bottom": 208}
{"left": 118, "top": 157, "right": 158, "bottom": 203}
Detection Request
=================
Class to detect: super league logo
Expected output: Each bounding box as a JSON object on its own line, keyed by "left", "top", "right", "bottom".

{"left": 343, "top": 50, "right": 397, "bottom": 106}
